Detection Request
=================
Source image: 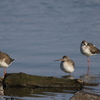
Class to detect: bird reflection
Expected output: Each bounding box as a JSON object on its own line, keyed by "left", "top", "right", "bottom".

{"left": 80, "top": 74, "right": 100, "bottom": 83}
{"left": 0, "top": 83, "right": 4, "bottom": 96}
{"left": 61, "top": 75, "right": 74, "bottom": 79}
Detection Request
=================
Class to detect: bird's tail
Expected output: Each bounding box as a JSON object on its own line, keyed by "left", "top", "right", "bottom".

{"left": 11, "top": 59, "right": 15, "bottom": 62}
{"left": 98, "top": 50, "right": 100, "bottom": 53}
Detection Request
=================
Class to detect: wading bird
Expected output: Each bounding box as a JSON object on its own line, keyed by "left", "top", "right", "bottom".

{"left": 80, "top": 40, "right": 100, "bottom": 73}
{"left": 0, "top": 51, "right": 14, "bottom": 76}
{"left": 54, "top": 56, "right": 75, "bottom": 75}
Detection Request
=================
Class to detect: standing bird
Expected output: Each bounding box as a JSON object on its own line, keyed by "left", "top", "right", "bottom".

{"left": 0, "top": 51, "right": 14, "bottom": 76}
{"left": 54, "top": 56, "right": 75, "bottom": 75}
{"left": 80, "top": 40, "right": 100, "bottom": 73}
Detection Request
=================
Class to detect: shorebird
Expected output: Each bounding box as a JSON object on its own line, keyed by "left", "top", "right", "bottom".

{"left": 80, "top": 40, "right": 100, "bottom": 72}
{"left": 54, "top": 56, "right": 75, "bottom": 75}
{"left": 0, "top": 51, "right": 14, "bottom": 76}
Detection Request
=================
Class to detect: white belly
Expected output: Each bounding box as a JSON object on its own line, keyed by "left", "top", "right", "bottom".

{"left": 0, "top": 60, "right": 8, "bottom": 68}
{"left": 80, "top": 46, "right": 95, "bottom": 56}
{"left": 60, "top": 62, "right": 74, "bottom": 73}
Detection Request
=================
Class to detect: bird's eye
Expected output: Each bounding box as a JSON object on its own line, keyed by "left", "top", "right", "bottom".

{"left": 82, "top": 43, "right": 85, "bottom": 46}
{"left": 83, "top": 42, "right": 87, "bottom": 45}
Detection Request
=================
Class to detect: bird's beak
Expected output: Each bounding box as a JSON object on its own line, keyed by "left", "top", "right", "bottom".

{"left": 54, "top": 59, "right": 63, "bottom": 62}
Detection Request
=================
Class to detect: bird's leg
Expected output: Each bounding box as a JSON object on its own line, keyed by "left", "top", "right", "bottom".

{"left": 4, "top": 68, "right": 6, "bottom": 76}
{"left": 87, "top": 56, "right": 90, "bottom": 67}
{"left": 87, "top": 57, "right": 90, "bottom": 74}
{"left": 87, "top": 67, "right": 90, "bottom": 75}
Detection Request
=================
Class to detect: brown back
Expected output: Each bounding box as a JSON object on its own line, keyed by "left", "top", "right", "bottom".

{"left": 0, "top": 51, "right": 14, "bottom": 64}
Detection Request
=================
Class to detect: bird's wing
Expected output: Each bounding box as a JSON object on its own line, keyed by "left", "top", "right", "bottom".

{"left": 88, "top": 43, "right": 100, "bottom": 54}
{"left": 0, "top": 51, "right": 14, "bottom": 64}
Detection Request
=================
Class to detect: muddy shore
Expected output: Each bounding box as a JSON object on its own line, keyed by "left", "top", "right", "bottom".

{"left": 0, "top": 73, "right": 100, "bottom": 100}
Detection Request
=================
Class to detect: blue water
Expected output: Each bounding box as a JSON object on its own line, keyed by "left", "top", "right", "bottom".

{"left": 0, "top": 0, "right": 100, "bottom": 99}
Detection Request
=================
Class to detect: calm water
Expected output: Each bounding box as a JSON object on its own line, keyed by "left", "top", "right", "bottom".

{"left": 0, "top": 0, "right": 100, "bottom": 100}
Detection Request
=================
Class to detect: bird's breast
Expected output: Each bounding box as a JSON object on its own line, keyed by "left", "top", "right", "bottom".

{"left": 80, "top": 45, "right": 94, "bottom": 56}
{"left": 0, "top": 60, "right": 8, "bottom": 68}
{"left": 60, "top": 61, "right": 74, "bottom": 73}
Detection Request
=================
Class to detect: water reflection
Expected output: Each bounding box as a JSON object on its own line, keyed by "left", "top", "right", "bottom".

{"left": 0, "top": 74, "right": 99, "bottom": 99}
{"left": 80, "top": 74, "right": 100, "bottom": 83}
{"left": 4, "top": 87, "right": 75, "bottom": 98}
{"left": 0, "top": 83, "right": 4, "bottom": 95}
{"left": 84, "top": 84, "right": 100, "bottom": 95}
{"left": 0, "top": 87, "right": 76, "bottom": 100}
{"left": 0, "top": 83, "right": 4, "bottom": 99}
{"left": 61, "top": 75, "right": 74, "bottom": 79}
